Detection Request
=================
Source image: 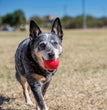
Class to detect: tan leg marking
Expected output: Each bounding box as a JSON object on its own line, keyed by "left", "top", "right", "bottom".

{"left": 20, "top": 75, "right": 34, "bottom": 106}
{"left": 32, "top": 73, "right": 47, "bottom": 82}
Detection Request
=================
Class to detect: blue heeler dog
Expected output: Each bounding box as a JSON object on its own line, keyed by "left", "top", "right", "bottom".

{"left": 15, "top": 17, "right": 63, "bottom": 110}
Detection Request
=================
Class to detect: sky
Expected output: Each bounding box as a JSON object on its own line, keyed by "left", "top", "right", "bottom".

{"left": 0, "top": 0, "right": 107, "bottom": 19}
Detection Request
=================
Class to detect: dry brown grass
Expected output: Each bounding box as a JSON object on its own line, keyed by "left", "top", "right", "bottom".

{"left": 0, "top": 29, "right": 107, "bottom": 110}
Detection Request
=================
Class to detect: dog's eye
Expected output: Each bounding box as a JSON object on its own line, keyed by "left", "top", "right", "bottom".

{"left": 53, "top": 42, "right": 58, "bottom": 46}
{"left": 39, "top": 43, "right": 46, "bottom": 49}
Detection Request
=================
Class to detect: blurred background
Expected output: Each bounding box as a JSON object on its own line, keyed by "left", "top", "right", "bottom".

{"left": 0, "top": 0, "right": 107, "bottom": 110}
{"left": 0, "top": 0, "right": 107, "bottom": 31}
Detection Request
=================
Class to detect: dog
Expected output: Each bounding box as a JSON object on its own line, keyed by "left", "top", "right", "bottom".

{"left": 15, "top": 17, "right": 63, "bottom": 110}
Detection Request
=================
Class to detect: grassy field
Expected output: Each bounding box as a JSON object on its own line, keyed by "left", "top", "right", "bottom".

{"left": 0, "top": 29, "right": 107, "bottom": 110}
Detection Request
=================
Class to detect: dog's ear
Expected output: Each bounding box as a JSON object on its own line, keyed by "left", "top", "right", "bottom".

{"left": 29, "top": 20, "right": 42, "bottom": 40}
{"left": 51, "top": 17, "right": 63, "bottom": 40}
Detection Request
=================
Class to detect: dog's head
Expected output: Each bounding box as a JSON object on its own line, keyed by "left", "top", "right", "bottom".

{"left": 29, "top": 18, "right": 63, "bottom": 69}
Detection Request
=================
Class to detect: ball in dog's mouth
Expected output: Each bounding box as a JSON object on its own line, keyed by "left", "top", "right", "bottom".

{"left": 43, "top": 58, "right": 59, "bottom": 70}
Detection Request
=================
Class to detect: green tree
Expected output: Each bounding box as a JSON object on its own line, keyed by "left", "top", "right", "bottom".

{"left": 74, "top": 16, "right": 83, "bottom": 28}
{"left": 61, "top": 16, "right": 73, "bottom": 29}
{"left": 2, "top": 14, "right": 13, "bottom": 25}
{"left": 100, "top": 17, "right": 107, "bottom": 26}
{"left": 86, "top": 16, "right": 98, "bottom": 27}
{"left": 0, "top": 15, "right": 2, "bottom": 25}
{"left": 2, "top": 10, "right": 26, "bottom": 27}
{"left": 13, "top": 10, "right": 26, "bottom": 27}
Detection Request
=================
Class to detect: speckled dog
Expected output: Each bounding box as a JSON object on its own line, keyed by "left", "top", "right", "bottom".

{"left": 15, "top": 18, "right": 63, "bottom": 110}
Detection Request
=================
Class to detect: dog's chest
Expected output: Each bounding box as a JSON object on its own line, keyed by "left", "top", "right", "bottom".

{"left": 32, "top": 73, "right": 52, "bottom": 83}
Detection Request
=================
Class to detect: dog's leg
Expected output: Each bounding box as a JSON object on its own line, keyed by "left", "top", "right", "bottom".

{"left": 30, "top": 83, "right": 48, "bottom": 110}
{"left": 26, "top": 75, "right": 48, "bottom": 110}
{"left": 20, "top": 75, "right": 34, "bottom": 106}
{"left": 36, "top": 103, "right": 40, "bottom": 110}
{"left": 42, "top": 80, "right": 51, "bottom": 96}
{"left": 28, "top": 84, "right": 32, "bottom": 96}
{"left": 36, "top": 80, "right": 51, "bottom": 110}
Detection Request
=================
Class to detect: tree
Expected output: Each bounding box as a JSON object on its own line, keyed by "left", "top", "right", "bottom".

{"left": 100, "top": 17, "right": 107, "bottom": 26}
{"left": 13, "top": 10, "right": 26, "bottom": 27}
{"left": 0, "top": 15, "right": 2, "bottom": 25}
{"left": 2, "top": 10, "right": 26, "bottom": 27}
{"left": 2, "top": 14, "right": 13, "bottom": 26}
{"left": 86, "top": 16, "right": 98, "bottom": 27}
{"left": 61, "top": 16, "right": 73, "bottom": 29}
{"left": 73, "top": 16, "right": 83, "bottom": 28}
{"left": 61, "top": 15, "right": 83, "bottom": 28}
{"left": 61, "top": 15, "right": 107, "bottom": 29}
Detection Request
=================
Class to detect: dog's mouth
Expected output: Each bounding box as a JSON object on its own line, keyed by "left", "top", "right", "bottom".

{"left": 42, "top": 57, "right": 59, "bottom": 71}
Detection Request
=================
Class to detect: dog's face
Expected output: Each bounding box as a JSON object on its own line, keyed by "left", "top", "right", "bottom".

{"left": 30, "top": 18, "right": 63, "bottom": 68}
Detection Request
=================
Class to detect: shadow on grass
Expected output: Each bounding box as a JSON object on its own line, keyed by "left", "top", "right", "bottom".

{"left": 0, "top": 95, "right": 15, "bottom": 110}
{"left": 0, "top": 95, "right": 10, "bottom": 105}
{"left": 0, "top": 94, "right": 15, "bottom": 110}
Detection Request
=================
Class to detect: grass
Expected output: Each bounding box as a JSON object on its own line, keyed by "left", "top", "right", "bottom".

{"left": 0, "top": 29, "right": 107, "bottom": 110}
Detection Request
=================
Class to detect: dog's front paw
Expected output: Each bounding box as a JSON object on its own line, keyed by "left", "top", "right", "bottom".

{"left": 36, "top": 105, "right": 40, "bottom": 110}
{"left": 45, "top": 105, "right": 48, "bottom": 110}
{"left": 26, "top": 100, "right": 34, "bottom": 106}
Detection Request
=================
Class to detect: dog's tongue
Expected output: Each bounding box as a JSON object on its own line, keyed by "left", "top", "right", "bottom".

{"left": 44, "top": 58, "right": 59, "bottom": 70}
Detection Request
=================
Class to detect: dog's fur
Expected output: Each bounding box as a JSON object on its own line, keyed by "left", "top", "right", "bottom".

{"left": 15, "top": 18, "right": 63, "bottom": 110}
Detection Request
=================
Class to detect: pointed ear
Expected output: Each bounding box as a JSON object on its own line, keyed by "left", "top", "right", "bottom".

{"left": 29, "top": 20, "right": 42, "bottom": 40}
{"left": 51, "top": 17, "right": 63, "bottom": 40}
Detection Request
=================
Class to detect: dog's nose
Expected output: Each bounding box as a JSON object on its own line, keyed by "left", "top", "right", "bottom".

{"left": 48, "top": 52, "right": 55, "bottom": 58}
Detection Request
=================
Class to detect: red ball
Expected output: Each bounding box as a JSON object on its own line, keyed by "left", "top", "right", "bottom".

{"left": 44, "top": 58, "right": 59, "bottom": 70}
